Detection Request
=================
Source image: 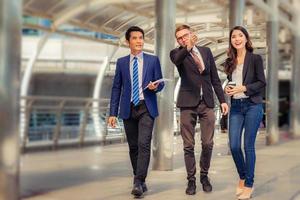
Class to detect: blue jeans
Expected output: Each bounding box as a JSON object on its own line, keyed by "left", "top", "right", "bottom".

{"left": 229, "top": 98, "right": 263, "bottom": 187}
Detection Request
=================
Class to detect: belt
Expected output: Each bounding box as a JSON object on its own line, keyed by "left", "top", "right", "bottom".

{"left": 231, "top": 98, "right": 251, "bottom": 103}
{"left": 131, "top": 100, "right": 145, "bottom": 107}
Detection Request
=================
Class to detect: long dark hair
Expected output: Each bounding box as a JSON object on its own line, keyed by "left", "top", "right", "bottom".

{"left": 224, "top": 26, "right": 253, "bottom": 75}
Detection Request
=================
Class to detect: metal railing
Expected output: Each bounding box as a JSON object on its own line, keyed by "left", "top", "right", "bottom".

{"left": 20, "top": 96, "right": 223, "bottom": 151}
{"left": 20, "top": 96, "right": 125, "bottom": 150}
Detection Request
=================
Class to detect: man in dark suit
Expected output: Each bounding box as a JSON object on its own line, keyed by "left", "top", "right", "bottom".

{"left": 170, "top": 24, "right": 228, "bottom": 195}
{"left": 108, "top": 26, "right": 164, "bottom": 197}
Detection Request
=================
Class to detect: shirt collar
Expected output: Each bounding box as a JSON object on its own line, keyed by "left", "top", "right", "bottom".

{"left": 192, "top": 46, "right": 199, "bottom": 53}
{"left": 130, "top": 51, "right": 143, "bottom": 62}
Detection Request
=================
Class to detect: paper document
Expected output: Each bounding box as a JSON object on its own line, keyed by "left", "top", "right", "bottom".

{"left": 143, "top": 78, "right": 172, "bottom": 90}
{"left": 152, "top": 78, "right": 172, "bottom": 84}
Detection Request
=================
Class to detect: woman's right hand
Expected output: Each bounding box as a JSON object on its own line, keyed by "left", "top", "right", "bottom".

{"left": 225, "top": 85, "right": 234, "bottom": 96}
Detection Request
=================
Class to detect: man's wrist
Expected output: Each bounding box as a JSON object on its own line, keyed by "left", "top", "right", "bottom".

{"left": 186, "top": 46, "right": 192, "bottom": 51}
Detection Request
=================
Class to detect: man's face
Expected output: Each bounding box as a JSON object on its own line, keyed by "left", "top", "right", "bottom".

{"left": 127, "top": 31, "right": 144, "bottom": 53}
{"left": 175, "top": 28, "right": 191, "bottom": 47}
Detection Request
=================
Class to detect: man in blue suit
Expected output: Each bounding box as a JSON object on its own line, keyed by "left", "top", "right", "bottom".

{"left": 108, "top": 26, "right": 164, "bottom": 197}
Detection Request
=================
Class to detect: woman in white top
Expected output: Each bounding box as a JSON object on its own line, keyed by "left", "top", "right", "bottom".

{"left": 224, "top": 26, "right": 266, "bottom": 199}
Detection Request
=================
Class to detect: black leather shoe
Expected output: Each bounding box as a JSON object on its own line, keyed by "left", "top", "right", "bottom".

{"left": 141, "top": 182, "right": 148, "bottom": 192}
{"left": 131, "top": 183, "right": 143, "bottom": 197}
{"left": 185, "top": 180, "right": 196, "bottom": 195}
{"left": 200, "top": 175, "right": 212, "bottom": 192}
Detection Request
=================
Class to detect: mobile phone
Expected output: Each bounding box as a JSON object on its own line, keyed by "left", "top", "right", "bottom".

{"left": 227, "top": 81, "right": 236, "bottom": 87}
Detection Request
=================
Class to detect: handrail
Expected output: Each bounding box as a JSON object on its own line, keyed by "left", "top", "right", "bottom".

{"left": 20, "top": 95, "right": 124, "bottom": 151}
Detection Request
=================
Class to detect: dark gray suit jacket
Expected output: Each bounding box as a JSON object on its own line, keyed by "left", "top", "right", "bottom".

{"left": 227, "top": 51, "right": 266, "bottom": 104}
{"left": 170, "top": 46, "right": 226, "bottom": 108}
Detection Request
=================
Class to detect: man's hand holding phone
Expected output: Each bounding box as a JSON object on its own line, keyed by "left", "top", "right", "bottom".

{"left": 147, "top": 81, "right": 159, "bottom": 90}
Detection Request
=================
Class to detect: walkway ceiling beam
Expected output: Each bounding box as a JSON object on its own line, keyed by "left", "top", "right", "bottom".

{"left": 248, "top": 0, "right": 297, "bottom": 34}
{"left": 279, "top": 0, "right": 297, "bottom": 16}
{"left": 23, "top": 0, "right": 35, "bottom": 9}
{"left": 114, "top": 4, "right": 153, "bottom": 18}
{"left": 47, "top": 1, "right": 66, "bottom": 14}
{"left": 81, "top": 6, "right": 110, "bottom": 24}
{"left": 114, "top": 15, "right": 137, "bottom": 31}
{"left": 51, "top": 0, "right": 153, "bottom": 31}
{"left": 23, "top": 10, "right": 52, "bottom": 19}
{"left": 70, "top": 20, "right": 120, "bottom": 37}
{"left": 97, "top": 11, "right": 125, "bottom": 28}
{"left": 23, "top": 23, "right": 154, "bottom": 53}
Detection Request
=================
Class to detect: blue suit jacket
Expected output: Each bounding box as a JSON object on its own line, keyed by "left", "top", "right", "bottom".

{"left": 109, "top": 53, "right": 164, "bottom": 119}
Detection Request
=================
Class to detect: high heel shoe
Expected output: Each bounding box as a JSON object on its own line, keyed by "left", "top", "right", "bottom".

{"left": 236, "top": 179, "right": 245, "bottom": 196}
{"left": 238, "top": 186, "right": 254, "bottom": 199}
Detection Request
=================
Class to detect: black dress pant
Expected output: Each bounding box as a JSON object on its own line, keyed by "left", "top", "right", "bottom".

{"left": 123, "top": 100, "right": 154, "bottom": 184}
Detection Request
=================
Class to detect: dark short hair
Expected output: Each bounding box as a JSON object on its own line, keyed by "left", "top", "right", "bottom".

{"left": 125, "top": 26, "right": 144, "bottom": 41}
{"left": 175, "top": 24, "right": 191, "bottom": 36}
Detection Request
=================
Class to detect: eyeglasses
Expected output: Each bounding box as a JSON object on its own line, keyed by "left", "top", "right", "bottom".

{"left": 176, "top": 33, "right": 190, "bottom": 41}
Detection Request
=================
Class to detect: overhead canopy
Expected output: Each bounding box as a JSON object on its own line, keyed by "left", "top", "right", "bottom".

{"left": 22, "top": 0, "right": 294, "bottom": 69}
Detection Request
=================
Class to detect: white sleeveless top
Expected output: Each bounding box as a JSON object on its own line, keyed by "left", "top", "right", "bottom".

{"left": 232, "top": 64, "right": 249, "bottom": 99}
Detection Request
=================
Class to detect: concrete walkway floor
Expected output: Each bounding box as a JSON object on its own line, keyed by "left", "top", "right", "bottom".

{"left": 20, "top": 132, "right": 300, "bottom": 200}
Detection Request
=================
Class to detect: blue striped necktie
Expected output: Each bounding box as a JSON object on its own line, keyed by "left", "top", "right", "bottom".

{"left": 132, "top": 57, "right": 140, "bottom": 106}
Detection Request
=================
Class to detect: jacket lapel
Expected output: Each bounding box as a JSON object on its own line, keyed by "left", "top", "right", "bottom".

{"left": 187, "top": 46, "right": 205, "bottom": 74}
{"left": 187, "top": 53, "right": 196, "bottom": 65}
{"left": 197, "top": 46, "right": 207, "bottom": 67}
{"left": 142, "top": 53, "right": 149, "bottom": 85}
{"left": 243, "top": 51, "right": 251, "bottom": 81}
{"left": 124, "top": 55, "right": 131, "bottom": 83}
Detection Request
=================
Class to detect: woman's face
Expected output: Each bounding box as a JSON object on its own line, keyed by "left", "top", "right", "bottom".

{"left": 231, "top": 29, "right": 247, "bottom": 50}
